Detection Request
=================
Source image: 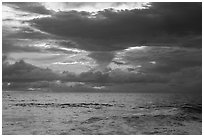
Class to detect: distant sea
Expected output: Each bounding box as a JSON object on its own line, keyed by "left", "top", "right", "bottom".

{"left": 2, "top": 91, "right": 202, "bottom": 135}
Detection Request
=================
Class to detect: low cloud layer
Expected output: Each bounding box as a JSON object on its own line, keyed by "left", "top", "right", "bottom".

{"left": 3, "top": 59, "right": 201, "bottom": 87}
{"left": 3, "top": 60, "right": 61, "bottom": 82}
{"left": 2, "top": 57, "right": 201, "bottom": 93}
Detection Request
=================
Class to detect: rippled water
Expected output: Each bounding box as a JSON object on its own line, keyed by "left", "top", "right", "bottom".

{"left": 2, "top": 91, "right": 202, "bottom": 135}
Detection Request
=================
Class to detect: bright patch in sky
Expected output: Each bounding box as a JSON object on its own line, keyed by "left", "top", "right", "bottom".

{"left": 150, "top": 61, "right": 156, "bottom": 64}
{"left": 92, "top": 86, "right": 106, "bottom": 90}
{"left": 125, "top": 46, "right": 147, "bottom": 51}
{"left": 58, "top": 47, "right": 84, "bottom": 53}
{"left": 42, "top": 2, "right": 150, "bottom": 12}
{"left": 53, "top": 61, "right": 90, "bottom": 65}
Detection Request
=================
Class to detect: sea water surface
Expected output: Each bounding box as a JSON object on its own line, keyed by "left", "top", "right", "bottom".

{"left": 2, "top": 91, "right": 202, "bottom": 135}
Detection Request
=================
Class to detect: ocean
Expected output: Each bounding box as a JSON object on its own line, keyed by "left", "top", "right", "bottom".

{"left": 2, "top": 91, "right": 202, "bottom": 135}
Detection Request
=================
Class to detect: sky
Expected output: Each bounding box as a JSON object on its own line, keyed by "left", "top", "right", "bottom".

{"left": 2, "top": 2, "right": 202, "bottom": 93}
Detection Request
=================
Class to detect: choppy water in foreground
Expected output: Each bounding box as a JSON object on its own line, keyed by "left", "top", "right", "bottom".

{"left": 2, "top": 91, "right": 202, "bottom": 135}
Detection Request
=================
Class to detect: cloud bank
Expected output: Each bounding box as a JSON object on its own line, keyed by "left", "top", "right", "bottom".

{"left": 2, "top": 2, "right": 202, "bottom": 93}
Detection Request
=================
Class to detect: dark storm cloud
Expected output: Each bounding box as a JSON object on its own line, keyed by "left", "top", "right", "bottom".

{"left": 62, "top": 69, "right": 169, "bottom": 83}
{"left": 3, "top": 55, "right": 8, "bottom": 63}
{"left": 63, "top": 66, "right": 201, "bottom": 86}
{"left": 124, "top": 46, "right": 202, "bottom": 74}
{"left": 2, "top": 2, "right": 202, "bottom": 93}
{"left": 27, "top": 2, "right": 201, "bottom": 70}
{"left": 2, "top": 60, "right": 61, "bottom": 82}
{"left": 3, "top": 59, "right": 201, "bottom": 93}
{"left": 3, "top": 2, "right": 53, "bottom": 15}
{"left": 169, "top": 66, "right": 202, "bottom": 93}
{"left": 30, "top": 2, "right": 202, "bottom": 52}
{"left": 2, "top": 58, "right": 168, "bottom": 83}
{"left": 170, "top": 66, "right": 201, "bottom": 84}
{"left": 150, "top": 3, "right": 201, "bottom": 35}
